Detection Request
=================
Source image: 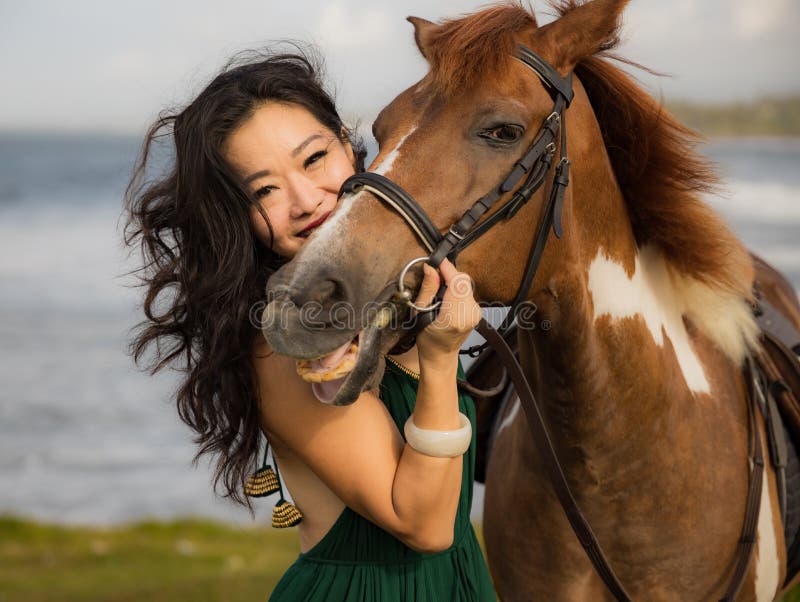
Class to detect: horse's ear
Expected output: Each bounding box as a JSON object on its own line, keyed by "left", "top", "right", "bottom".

{"left": 534, "top": 0, "right": 628, "bottom": 72}
{"left": 407, "top": 16, "right": 437, "bottom": 61}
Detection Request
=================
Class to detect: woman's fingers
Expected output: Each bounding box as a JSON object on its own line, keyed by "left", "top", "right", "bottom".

{"left": 431, "top": 260, "right": 481, "bottom": 330}
{"left": 413, "top": 259, "right": 481, "bottom": 357}
{"left": 437, "top": 259, "right": 474, "bottom": 299}
{"left": 436, "top": 258, "right": 456, "bottom": 280}
{"left": 410, "top": 259, "right": 476, "bottom": 321}
{"left": 411, "top": 262, "right": 440, "bottom": 310}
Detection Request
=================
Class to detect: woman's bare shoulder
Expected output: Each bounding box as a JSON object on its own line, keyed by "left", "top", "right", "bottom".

{"left": 250, "top": 335, "right": 408, "bottom": 531}
{"left": 251, "top": 336, "right": 396, "bottom": 439}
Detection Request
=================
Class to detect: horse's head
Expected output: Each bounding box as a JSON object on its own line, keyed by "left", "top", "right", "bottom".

{"left": 262, "top": 0, "right": 630, "bottom": 403}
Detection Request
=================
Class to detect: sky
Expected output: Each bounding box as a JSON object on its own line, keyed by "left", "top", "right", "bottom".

{"left": 1, "top": 0, "right": 798, "bottom": 135}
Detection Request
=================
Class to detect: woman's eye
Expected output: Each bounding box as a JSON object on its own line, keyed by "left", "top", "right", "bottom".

{"left": 304, "top": 150, "right": 328, "bottom": 168}
{"left": 480, "top": 124, "right": 524, "bottom": 143}
{"left": 253, "top": 185, "right": 275, "bottom": 200}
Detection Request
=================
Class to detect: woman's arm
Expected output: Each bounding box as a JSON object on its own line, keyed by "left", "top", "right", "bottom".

{"left": 391, "top": 351, "right": 462, "bottom": 550}
{"left": 256, "top": 260, "right": 480, "bottom": 553}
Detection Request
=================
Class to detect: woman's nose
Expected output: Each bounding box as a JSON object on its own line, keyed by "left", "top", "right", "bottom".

{"left": 287, "top": 176, "right": 322, "bottom": 218}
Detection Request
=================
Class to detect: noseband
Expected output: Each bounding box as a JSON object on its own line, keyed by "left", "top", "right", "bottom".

{"left": 339, "top": 45, "right": 573, "bottom": 351}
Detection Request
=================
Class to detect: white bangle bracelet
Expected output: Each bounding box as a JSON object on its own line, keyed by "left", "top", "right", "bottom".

{"left": 403, "top": 412, "right": 472, "bottom": 458}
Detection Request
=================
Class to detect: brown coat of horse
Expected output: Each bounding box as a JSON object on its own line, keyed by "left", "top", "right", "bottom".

{"left": 261, "top": 1, "right": 800, "bottom": 599}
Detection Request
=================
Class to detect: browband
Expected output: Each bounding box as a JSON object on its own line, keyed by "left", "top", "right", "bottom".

{"left": 517, "top": 46, "right": 574, "bottom": 106}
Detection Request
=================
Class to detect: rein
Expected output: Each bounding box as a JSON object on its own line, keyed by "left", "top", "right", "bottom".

{"left": 339, "top": 44, "right": 763, "bottom": 601}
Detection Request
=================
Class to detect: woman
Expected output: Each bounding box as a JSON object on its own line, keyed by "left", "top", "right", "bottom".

{"left": 124, "top": 48, "right": 496, "bottom": 601}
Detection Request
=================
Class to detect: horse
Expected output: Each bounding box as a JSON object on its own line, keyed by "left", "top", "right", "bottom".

{"left": 261, "top": 1, "right": 800, "bottom": 599}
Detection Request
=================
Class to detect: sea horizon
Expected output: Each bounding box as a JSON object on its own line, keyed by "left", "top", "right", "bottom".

{"left": 1, "top": 131, "right": 798, "bottom": 527}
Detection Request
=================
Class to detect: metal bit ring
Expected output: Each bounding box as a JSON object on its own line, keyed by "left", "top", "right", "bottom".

{"left": 396, "top": 256, "right": 442, "bottom": 313}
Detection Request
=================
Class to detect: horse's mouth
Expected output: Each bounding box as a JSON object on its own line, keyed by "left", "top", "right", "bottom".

{"left": 294, "top": 304, "right": 398, "bottom": 406}
{"left": 296, "top": 335, "right": 363, "bottom": 404}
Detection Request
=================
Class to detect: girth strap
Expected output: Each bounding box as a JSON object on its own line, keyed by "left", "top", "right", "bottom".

{"left": 719, "top": 357, "right": 765, "bottom": 601}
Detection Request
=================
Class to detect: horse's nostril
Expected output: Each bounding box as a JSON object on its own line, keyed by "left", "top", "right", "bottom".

{"left": 292, "top": 277, "right": 349, "bottom": 308}
{"left": 314, "top": 279, "right": 337, "bottom": 303}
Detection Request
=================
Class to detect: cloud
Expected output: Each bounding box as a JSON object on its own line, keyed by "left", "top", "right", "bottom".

{"left": 314, "top": 2, "right": 393, "bottom": 49}
{"left": 1, "top": 0, "right": 798, "bottom": 133}
{"left": 732, "top": 0, "right": 793, "bottom": 39}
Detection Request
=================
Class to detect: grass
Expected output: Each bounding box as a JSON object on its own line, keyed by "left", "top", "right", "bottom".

{"left": 0, "top": 515, "right": 300, "bottom": 601}
{"left": 1, "top": 515, "right": 798, "bottom": 601}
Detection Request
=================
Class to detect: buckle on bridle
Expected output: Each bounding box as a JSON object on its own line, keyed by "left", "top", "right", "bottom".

{"left": 448, "top": 225, "right": 466, "bottom": 241}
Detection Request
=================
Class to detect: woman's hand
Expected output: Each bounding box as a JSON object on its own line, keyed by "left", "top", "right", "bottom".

{"left": 411, "top": 258, "right": 482, "bottom": 362}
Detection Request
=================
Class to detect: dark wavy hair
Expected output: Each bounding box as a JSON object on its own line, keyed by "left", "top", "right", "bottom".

{"left": 123, "top": 47, "right": 366, "bottom": 510}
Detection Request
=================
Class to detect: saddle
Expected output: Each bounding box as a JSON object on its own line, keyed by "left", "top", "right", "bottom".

{"left": 467, "top": 253, "right": 800, "bottom": 584}
{"left": 750, "top": 254, "right": 800, "bottom": 585}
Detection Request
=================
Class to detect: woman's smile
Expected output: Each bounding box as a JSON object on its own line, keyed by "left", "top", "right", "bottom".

{"left": 223, "top": 102, "right": 356, "bottom": 259}
{"left": 297, "top": 209, "right": 333, "bottom": 238}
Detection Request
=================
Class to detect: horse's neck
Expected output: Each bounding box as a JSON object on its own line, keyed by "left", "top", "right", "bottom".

{"left": 521, "top": 159, "right": 702, "bottom": 456}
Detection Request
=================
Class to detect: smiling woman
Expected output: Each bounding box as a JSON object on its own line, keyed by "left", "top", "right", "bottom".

{"left": 123, "top": 50, "right": 367, "bottom": 515}
{"left": 123, "top": 46, "right": 496, "bottom": 601}
{"left": 224, "top": 103, "right": 357, "bottom": 258}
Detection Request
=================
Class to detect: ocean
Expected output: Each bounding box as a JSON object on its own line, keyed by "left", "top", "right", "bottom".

{"left": 0, "top": 133, "right": 798, "bottom": 526}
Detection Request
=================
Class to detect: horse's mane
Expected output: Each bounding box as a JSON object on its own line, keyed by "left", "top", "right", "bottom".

{"left": 568, "top": 52, "right": 753, "bottom": 301}
{"left": 423, "top": 3, "right": 537, "bottom": 96}
{"left": 425, "top": 2, "right": 752, "bottom": 296}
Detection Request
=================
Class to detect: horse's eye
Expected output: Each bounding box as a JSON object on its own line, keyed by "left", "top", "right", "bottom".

{"left": 480, "top": 124, "right": 524, "bottom": 143}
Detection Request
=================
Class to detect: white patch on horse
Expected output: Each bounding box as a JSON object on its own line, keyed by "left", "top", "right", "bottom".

{"left": 496, "top": 396, "right": 521, "bottom": 435}
{"left": 372, "top": 125, "right": 417, "bottom": 177}
{"left": 302, "top": 190, "right": 367, "bottom": 255}
{"left": 305, "top": 125, "right": 417, "bottom": 254}
{"left": 754, "top": 449, "right": 781, "bottom": 602}
{"left": 587, "top": 245, "right": 711, "bottom": 394}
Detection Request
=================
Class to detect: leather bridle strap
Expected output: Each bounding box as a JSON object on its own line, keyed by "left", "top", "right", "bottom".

{"left": 426, "top": 99, "right": 565, "bottom": 269}
{"left": 339, "top": 46, "right": 572, "bottom": 343}
{"left": 339, "top": 99, "right": 565, "bottom": 269}
{"left": 518, "top": 45, "right": 574, "bottom": 103}
{"left": 425, "top": 41, "right": 576, "bottom": 268}
{"left": 339, "top": 173, "right": 444, "bottom": 254}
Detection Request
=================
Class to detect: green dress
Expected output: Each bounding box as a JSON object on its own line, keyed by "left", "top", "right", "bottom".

{"left": 268, "top": 357, "right": 497, "bottom": 601}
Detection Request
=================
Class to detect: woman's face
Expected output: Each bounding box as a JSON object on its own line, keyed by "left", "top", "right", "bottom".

{"left": 224, "top": 102, "right": 356, "bottom": 259}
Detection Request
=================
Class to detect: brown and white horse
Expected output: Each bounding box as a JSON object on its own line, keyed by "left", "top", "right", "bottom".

{"left": 262, "top": 1, "right": 800, "bottom": 599}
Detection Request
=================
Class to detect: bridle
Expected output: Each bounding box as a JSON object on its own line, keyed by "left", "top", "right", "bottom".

{"left": 338, "top": 44, "right": 762, "bottom": 602}
{"left": 340, "top": 44, "right": 573, "bottom": 352}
